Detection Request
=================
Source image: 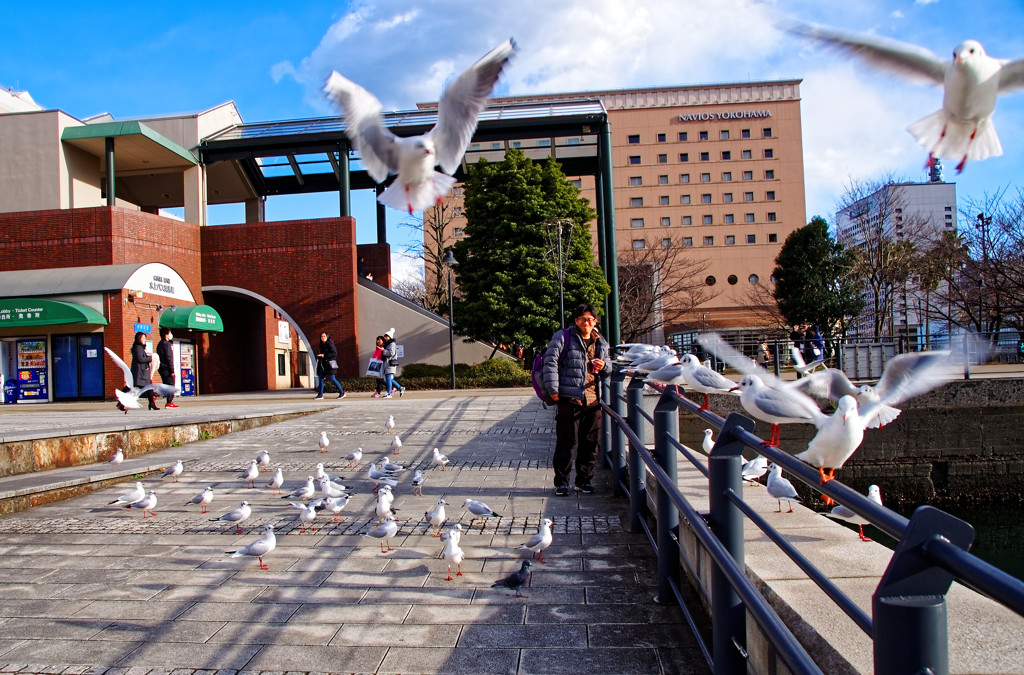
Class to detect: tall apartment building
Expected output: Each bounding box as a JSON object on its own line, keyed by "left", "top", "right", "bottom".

{"left": 835, "top": 179, "right": 958, "bottom": 340}
{"left": 427, "top": 80, "right": 807, "bottom": 345}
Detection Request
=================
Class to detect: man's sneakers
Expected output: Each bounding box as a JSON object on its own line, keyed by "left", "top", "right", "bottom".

{"left": 576, "top": 483, "right": 595, "bottom": 494}
{"left": 338, "top": 392, "right": 346, "bottom": 399}
{"left": 555, "top": 485, "right": 570, "bottom": 497}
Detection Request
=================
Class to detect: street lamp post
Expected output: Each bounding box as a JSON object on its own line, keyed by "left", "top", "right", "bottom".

{"left": 442, "top": 250, "right": 458, "bottom": 389}
{"left": 977, "top": 213, "right": 991, "bottom": 337}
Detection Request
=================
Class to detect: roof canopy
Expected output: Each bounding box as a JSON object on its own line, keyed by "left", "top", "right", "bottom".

{"left": 159, "top": 305, "right": 224, "bottom": 333}
{"left": 0, "top": 263, "right": 195, "bottom": 302}
{"left": 0, "top": 298, "right": 108, "bottom": 328}
{"left": 62, "top": 121, "right": 197, "bottom": 172}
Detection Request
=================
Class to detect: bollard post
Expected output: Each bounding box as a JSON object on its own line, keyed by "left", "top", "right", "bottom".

{"left": 653, "top": 389, "right": 680, "bottom": 604}
{"left": 626, "top": 376, "right": 647, "bottom": 533}
{"left": 772, "top": 339, "right": 781, "bottom": 378}
{"left": 600, "top": 368, "right": 612, "bottom": 469}
{"left": 610, "top": 367, "right": 628, "bottom": 497}
{"left": 873, "top": 506, "right": 974, "bottom": 675}
{"left": 708, "top": 412, "right": 756, "bottom": 674}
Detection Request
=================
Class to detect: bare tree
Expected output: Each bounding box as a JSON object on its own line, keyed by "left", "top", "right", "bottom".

{"left": 737, "top": 277, "right": 790, "bottom": 334}
{"left": 390, "top": 273, "right": 429, "bottom": 307}
{"left": 399, "top": 193, "right": 463, "bottom": 314}
{"left": 835, "top": 176, "right": 929, "bottom": 338}
{"left": 616, "top": 238, "right": 716, "bottom": 343}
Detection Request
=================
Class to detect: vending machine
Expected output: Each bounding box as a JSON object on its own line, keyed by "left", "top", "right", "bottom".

{"left": 15, "top": 338, "right": 48, "bottom": 402}
{"left": 179, "top": 341, "right": 196, "bottom": 396}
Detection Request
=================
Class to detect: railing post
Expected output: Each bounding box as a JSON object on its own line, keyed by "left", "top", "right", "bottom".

{"left": 610, "top": 367, "right": 627, "bottom": 497}
{"left": 626, "top": 375, "right": 647, "bottom": 533}
{"left": 708, "top": 412, "right": 756, "bottom": 674}
{"left": 600, "top": 368, "right": 612, "bottom": 469}
{"left": 873, "top": 506, "right": 974, "bottom": 675}
{"left": 653, "top": 388, "right": 680, "bottom": 604}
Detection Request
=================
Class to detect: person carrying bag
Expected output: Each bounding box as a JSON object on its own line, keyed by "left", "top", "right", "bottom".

{"left": 367, "top": 335, "right": 386, "bottom": 398}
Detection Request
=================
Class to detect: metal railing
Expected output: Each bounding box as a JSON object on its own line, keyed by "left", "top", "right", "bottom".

{"left": 599, "top": 366, "right": 1024, "bottom": 675}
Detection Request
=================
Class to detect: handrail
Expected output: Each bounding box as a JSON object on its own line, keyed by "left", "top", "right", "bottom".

{"left": 603, "top": 365, "right": 1024, "bottom": 675}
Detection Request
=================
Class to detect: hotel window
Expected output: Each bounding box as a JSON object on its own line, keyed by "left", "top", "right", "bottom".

{"left": 701, "top": 193, "right": 712, "bottom": 204}
{"left": 661, "top": 217, "right": 671, "bottom": 227}
{"left": 744, "top": 192, "right": 754, "bottom": 201}
{"left": 701, "top": 173, "right": 711, "bottom": 182}
{"left": 631, "top": 218, "right": 645, "bottom": 228}
{"left": 745, "top": 213, "right": 755, "bottom": 223}
{"left": 679, "top": 153, "right": 689, "bottom": 163}
{"left": 630, "top": 197, "right": 644, "bottom": 207}
{"left": 538, "top": 139, "right": 551, "bottom": 146}
{"left": 768, "top": 233, "right": 778, "bottom": 243}
{"left": 742, "top": 149, "right": 752, "bottom": 159}
{"left": 454, "top": 227, "right": 464, "bottom": 238}
{"left": 660, "top": 195, "right": 670, "bottom": 206}
{"left": 683, "top": 236, "right": 693, "bottom": 247}
{"left": 678, "top": 131, "right": 688, "bottom": 141}
{"left": 632, "top": 239, "right": 646, "bottom": 249}
{"left": 944, "top": 206, "right": 952, "bottom": 211}
{"left": 703, "top": 215, "right": 713, "bottom": 225}
{"left": 658, "top": 174, "right": 669, "bottom": 184}
{"left": 763, "top": 127, "right": 772, "bottom": 138}
{"left": 764, "top": 148, "right": 774, "bottom": 158}
{"left": 720, "top": 130, "right": 730, "bottom": 140}
{"left": 680, "top": 173, "right": 690, "bottom": 183}
{"left": 704, "top": 237, "right": 714, "bottom": 247}
{"left": 724, "top": 214, "right": 734, "bottom": 224}
{"left": 765, "top": 169, "right": 775, "bottom": 179}
{"left": 512, "top": 141, "right": 522, "bottom": 148}
{"left": 723, "top": 193, "right": 733, "bottom": 203}
{"left": 699, "top": 131, "right": 709, "bottom": 141}
{"left": 628, "top": 155, "right": 641, "bottom": 164}
{"left": 722, "top": 171, "right": 732, "bottom": 181}
{"left": 628, "top": 134, "right": 640, "bottom": 144}
{"left": 682, "top": 216, "right": 692, "bottom": 225}
{"left": 743, "top": 170, "right": 753, "bottom": 180}
{"left": 700, "top": 152, "right": 710, "bottom": 161}
{"left": 657, "top": 133, "right": 666, "bottom": 143}
{"left": 662, "top": 238, "right": 672, "bottom": 247}
{"left": 741, "top": 129, "right": 751, "bottom": 138}
{"left": 568, "top": 138, "right": 581, "bottom": 145}
{"left": 571, "top": 179, "right": 582, "bottom": 189}
{"left": 726, "top": 236, "right": 735, "bottom": 246}
{"left": 658, "top": 154, "right": 668, "bottom": 163}
{"left": 767, "top": 212, "right": 777, "bottom": 222}
{"left": 728, "top": 274, "right": 738, "bottom": 284}
{"left": 629, "top": 176, "right": 642, "bottom": 186}
{"left": 747, "top": 234, "right": 756, "bottom": 244}
{"left": 721, "top": 151, "right": 731, "bottom": 160}
{"left": 749, "top": 273, "right": 760, "bottom": 284}
{"left": 681, "top": 194, "right": 691, "bottom": 204}
{"left": 766, "top": 191, "right": 776, "bottom": 201}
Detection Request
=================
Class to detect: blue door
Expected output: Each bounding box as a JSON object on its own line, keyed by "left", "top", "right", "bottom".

{"left": 79, "top": 334, "right": 105, "bottom": 398}
{"left": 53, "top": 336, "right": 78, "bottom": 399}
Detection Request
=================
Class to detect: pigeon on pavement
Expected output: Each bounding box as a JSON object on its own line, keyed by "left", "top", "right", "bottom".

{"left": 126, "top": 490, "right": 158, "bottom": 518}
{"left": 492, "top": 560, "right": 532, "bottom": 598}
{"left": 161, "top": 460, "right": 183, "bottom": 483}
{"left": 431, "top": 447, "right": 450, "bottom": 470}
{"left": 363, "top": 515, "right": 399, "bottom": 553}
{"left": 324, "top": 39, "right": 517, "bottom": 213}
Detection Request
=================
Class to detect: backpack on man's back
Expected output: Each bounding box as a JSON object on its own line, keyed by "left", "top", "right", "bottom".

{"left": 530, "top": 327, "right": 571, "bottom": 407}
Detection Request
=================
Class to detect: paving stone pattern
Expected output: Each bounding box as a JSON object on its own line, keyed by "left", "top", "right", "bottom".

{"left": 0, "top": 394, "right": 706, "bottom": 675}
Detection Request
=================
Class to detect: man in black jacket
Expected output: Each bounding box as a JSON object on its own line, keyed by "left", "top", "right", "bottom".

{"left": 541, "top": 304, "right": 611, "bottom": 496}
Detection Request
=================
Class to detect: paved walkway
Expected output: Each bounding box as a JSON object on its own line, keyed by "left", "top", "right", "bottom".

{"left": 0, "top": 390, "right": 706, "bottom": 675}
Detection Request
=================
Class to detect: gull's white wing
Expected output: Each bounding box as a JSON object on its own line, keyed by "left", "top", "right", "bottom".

{"left": 104, "top": 347, "right": 134, "bottom": 389}
{"left": 997, "top": 57, "right": 1024, "bottom": 93}
{"left": 697, "top": 333, "right": 776, "bottom": 384}
{"left": 323, "top": 71, "right": 399, "bottom": 182}
{"left": 783, "top": 21, "right": 947, "bottom": 85}
{"left": 432, "top": 39, "right": 516, "bottom": 174}
{"left": 788, "top": 369, "right": 859, "bottom": 402}
{"left": 865, "top": 350, "right": 956, "bottom": 414}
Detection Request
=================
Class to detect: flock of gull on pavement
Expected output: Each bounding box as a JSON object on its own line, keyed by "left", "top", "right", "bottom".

{"left": 620, "top": 331, "right": 961, "bottom": 539}
{"left": 104, "top": 412, "right": 540, "bottom": 597}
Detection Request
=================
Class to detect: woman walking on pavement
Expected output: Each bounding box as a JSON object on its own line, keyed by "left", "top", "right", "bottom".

{"left": 314, "top": 331, "right": 346, "bottom": 400}
{"left": 381, "top": 329, "right": 405, "bottom": 398}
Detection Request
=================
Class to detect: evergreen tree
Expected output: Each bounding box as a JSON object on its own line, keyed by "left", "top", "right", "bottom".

{"left": 772, "top": 216, "right": 864, "bottom": 337}
{"left": 452, "top": 148, "right": 609, "bottom": 351}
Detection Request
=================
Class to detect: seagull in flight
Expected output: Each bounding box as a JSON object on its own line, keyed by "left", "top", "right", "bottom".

{"left": 324, "top": 39, "right": 517, "bottom": 214}
{"left": 784, "top": 22, "right": 1024, "bottom": 173}
{"left": 103, "top": 347, "right": 175, "bottom": 412}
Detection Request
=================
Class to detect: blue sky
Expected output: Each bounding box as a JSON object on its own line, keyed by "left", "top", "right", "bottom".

{"left": 4, "top": 0, "right": 1023, "bottom": 281}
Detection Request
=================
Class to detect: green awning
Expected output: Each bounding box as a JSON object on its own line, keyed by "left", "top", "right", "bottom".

{"left": 159, "top": 305, "right": 224, "bottom": 332}
{"left": 0, "top": 298, "right": 108, "bottom": 327}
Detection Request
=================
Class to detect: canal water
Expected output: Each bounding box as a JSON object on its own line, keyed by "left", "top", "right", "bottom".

{"left": 857, "top": 503, "right": 1024, "bottom": 581}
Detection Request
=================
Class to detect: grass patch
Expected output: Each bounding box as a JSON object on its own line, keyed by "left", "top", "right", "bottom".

{"left": 326, "top": 358, "right": 531, "bottom": 393}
